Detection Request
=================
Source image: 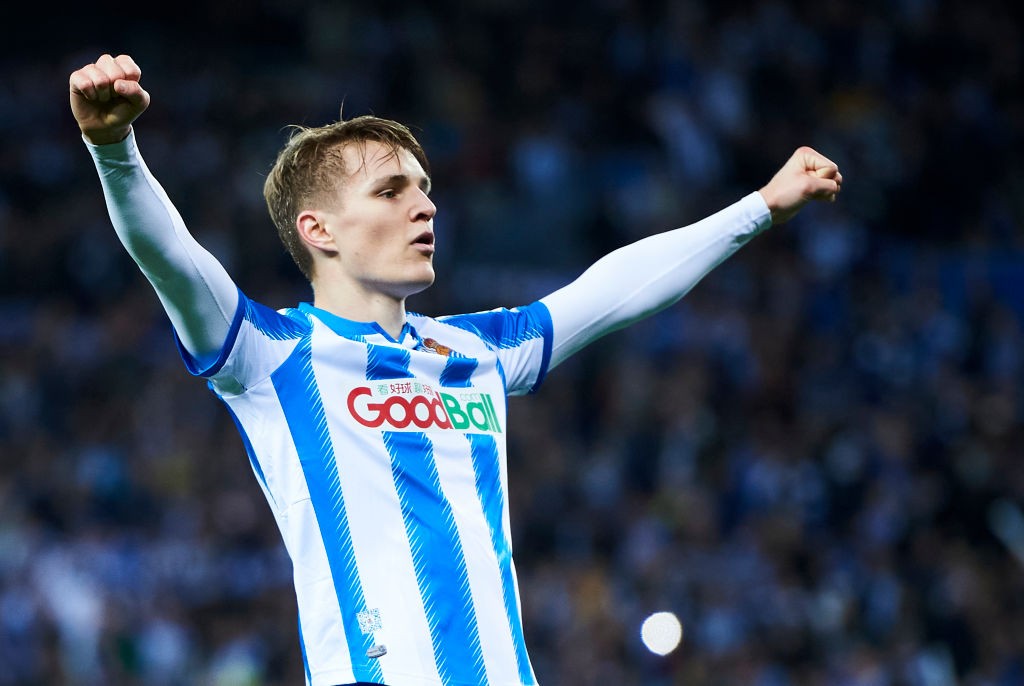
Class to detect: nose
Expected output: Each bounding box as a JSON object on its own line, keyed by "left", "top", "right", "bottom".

{"left": 411, "top": 188, "right": 436, "bottom": 222}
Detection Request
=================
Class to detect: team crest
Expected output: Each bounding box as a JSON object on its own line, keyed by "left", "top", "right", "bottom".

{"left": 421, "top": 338, "right": 453, "bottom": 356}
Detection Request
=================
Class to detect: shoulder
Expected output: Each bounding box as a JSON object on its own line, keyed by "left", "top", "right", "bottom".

{"left": 411, "top": 302, "right": 552, "bottom": 350}
{"left": 235, "top": 295, "right": 311, "bottom": 341}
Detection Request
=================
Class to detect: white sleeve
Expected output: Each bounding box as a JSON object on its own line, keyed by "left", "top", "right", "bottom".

{"left": 85, "top": 129, "right": 240, "bottom": 363}
{"left": 540, "top": 192, "right": 772, "bottom": 369}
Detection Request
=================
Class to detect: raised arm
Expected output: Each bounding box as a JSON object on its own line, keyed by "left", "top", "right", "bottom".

{"left": 70, "top": 54, "right": 239, "bottom": 366}
{"left": 541, "top": 146, "right": 842, "bottom": 368}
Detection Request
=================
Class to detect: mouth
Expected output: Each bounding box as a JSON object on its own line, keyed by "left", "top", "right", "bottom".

{"left": 412, "top": 230, "right": 435, "bottom": 255}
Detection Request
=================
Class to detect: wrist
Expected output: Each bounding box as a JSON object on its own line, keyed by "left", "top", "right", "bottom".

{"left": 757, "top": 185, "right": 803, "bottom": 226}
{"left": 82, "top": 126, "right": 131, "bottom": 146}
{"left": 756, "top": 187, "right": 779, "bottom": 225}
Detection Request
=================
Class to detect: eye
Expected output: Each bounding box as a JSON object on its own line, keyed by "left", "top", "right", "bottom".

{"left": 377, "top": 189, "right": 397, "bottom": 199}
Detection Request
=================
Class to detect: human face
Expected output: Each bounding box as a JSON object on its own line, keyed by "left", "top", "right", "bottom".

{"left": 320, "top": 140, "right": 437, "bottom": 301}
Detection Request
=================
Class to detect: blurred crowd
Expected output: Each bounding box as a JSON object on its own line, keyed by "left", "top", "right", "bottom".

{"left": 2, "top": 0, "right": 1023, "bottom": 684}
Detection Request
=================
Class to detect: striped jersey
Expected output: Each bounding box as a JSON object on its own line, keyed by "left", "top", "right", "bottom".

{"left": 178, "top": 292, "right": 553, "bottom": 686}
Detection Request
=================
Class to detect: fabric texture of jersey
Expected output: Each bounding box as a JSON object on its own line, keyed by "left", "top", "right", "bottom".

{"left": 178, "top": 293, "right": 553, "bottom": 686}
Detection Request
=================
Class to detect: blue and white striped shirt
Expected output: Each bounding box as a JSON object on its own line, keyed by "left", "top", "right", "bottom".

{"left": 88, "top": 130, "right": 773, "bottom": 686}
{"left": 181, "top": 294, "right": 552, "bottom": 686}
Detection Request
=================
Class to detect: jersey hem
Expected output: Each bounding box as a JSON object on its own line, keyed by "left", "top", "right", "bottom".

{"left": 310, "top": 668, "right": 538, "bottom": 686}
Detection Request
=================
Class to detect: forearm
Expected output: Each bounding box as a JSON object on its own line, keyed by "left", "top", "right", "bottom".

{"left": 86, "top": 130, "right": 239, "bottom": 359}
{"left": 541, "top": 192, "right": 771, "bottom": 368}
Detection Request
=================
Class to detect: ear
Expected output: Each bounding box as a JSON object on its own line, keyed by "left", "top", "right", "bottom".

{"left": 296, "top": 210, "right": 339, "bottom": 255}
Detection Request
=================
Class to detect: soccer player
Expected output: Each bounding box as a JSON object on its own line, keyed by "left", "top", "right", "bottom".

{"left": 69, "top": 53, "right": 841, "bottom": 686}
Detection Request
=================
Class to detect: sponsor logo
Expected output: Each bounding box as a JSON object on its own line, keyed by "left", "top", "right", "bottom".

{"left": 347, "top": 383, "right": 502, "bottom": 433}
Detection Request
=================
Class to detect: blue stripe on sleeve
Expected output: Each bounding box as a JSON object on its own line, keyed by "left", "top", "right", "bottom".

{"left": 468, "top": 434, "right": 535, "bottom": 685}
{"left": 523, "top": 301, "right": 553, "bottom": 393}
{"left": 439, "top": 306, "right": 547, "bottom": 351}
{"left": 272, "top": 338, "right": 383, "bottom": 685}
{"left": 245, "top": 299, "right": 310, "bottom": 340}
{"left": 175, "top": 289, "right": 309, "bottom": 377}
{"left": 175, "top": 286, "right": 247, "bottom": 377}
{"left": 384, "top": 431, "right": 489, "bottom": 686}
{"left": 439, "top": 302, "right": 553, "bottom": 394}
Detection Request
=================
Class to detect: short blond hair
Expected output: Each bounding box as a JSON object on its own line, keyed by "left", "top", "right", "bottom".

{"left": 263, "top": 115, "right": 430, "bottom": 281}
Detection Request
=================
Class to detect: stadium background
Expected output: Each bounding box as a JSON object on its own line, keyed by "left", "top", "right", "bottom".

{"left": 2, "top": 1, "right": 1023, "bottom": 683}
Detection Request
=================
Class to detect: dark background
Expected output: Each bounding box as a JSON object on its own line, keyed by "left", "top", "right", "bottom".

{"left": 1, "top": 1, "right": 1023, "bottom": 683}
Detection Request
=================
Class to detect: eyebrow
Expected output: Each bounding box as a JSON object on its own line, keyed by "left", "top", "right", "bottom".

{"left": 373, "top": 173, "right": 432, "bottom": 195}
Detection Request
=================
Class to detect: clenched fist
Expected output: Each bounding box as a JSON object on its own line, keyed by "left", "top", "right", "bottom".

{"left": 69, "top": 54, "right": 150, "bottom": 145}
{"left": 758, "top": 146, "right": 843, "bottom": 225}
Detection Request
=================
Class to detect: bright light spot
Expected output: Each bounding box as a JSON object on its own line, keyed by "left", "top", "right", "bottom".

{"left": 640, "top": 611, "right": 683, "bottom": 655}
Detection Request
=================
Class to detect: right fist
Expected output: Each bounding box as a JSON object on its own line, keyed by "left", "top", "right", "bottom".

{"left": 69, "top": 54, "right": 150, "bottom": 145}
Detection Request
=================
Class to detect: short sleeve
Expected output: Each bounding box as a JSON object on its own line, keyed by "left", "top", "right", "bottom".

{"left": 174, "top": 290, "right": 310, "bottom": 396}
{"left": 438, "top": 301, "right": 553, "bottom": 396}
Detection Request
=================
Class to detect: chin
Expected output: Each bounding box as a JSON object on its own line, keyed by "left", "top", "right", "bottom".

{"left": 398, "top": 271, "right": 435, "bottom": 297}
{"left": 410, "top": 276, "right": 435, "bottom": 295}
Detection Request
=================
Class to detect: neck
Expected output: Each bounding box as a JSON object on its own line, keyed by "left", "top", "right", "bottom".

{"left": 312, "top": 284, "right": 407, "bottom": 340}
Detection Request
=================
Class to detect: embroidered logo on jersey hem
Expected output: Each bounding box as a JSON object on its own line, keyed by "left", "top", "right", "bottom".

{"left": 347, "top": 383, "right": 502, "bottom": 433}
